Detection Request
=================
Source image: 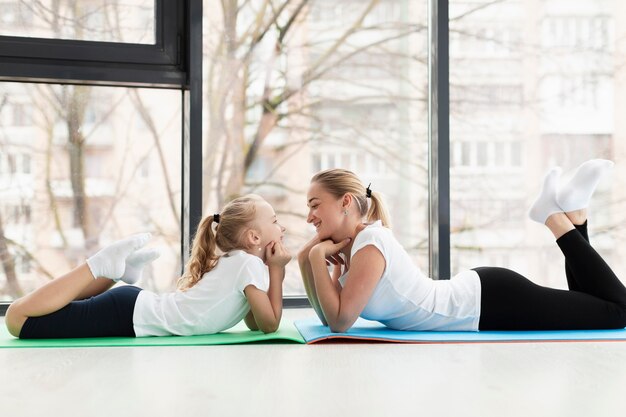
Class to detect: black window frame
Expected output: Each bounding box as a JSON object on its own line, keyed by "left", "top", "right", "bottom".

{"left": 0, "top": 0, "right": 185, "bottom": 87}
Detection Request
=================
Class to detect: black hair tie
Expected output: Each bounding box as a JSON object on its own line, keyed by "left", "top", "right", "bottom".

{"left": 366, "top": 183, "right": 372, "bottom": 199}
{"left": 213, "top": 213, "right": 220, "bottom": 223}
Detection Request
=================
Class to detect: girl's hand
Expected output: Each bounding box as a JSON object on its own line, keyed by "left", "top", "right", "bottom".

{"left": 265, "top": 240, "right": 292, "bottom": 269}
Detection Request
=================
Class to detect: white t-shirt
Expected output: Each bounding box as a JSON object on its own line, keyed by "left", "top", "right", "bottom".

{"left": 132, "top": 250, "right": 269, "bottom": 337}
{"left": 338, "top": 221, "right": 482, "bottom": 331}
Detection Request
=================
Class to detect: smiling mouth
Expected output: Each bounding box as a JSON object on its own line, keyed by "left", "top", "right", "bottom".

{"left": 314, "top": 222, "right": 321, "bottom": 229}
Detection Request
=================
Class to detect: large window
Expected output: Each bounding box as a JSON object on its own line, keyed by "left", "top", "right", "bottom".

{"left": 0, "top": 83, "right": 181, "bottom": 299}
{"left": 0, "top": 1, "right": 195, "bottom": 304}
{"left": 449, "top": 0, "right": 626, "bottom": 288}
{"left": 201, "top": 0, "right": 430, "bottom": 296}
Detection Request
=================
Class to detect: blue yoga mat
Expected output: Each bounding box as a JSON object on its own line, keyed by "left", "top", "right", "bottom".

{"left": 294, "top": 317, "right": 626, "bottom": 344}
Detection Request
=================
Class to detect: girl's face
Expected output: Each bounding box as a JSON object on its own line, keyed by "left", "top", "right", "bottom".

{"left": 253, "top": 200, "right": 286, "bottom": 249}
{"left": 306, "top": 182, "right": 346, "bottom": 241}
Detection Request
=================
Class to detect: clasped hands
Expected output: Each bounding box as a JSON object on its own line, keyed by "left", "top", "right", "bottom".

{"left": 302, "top": 235, "right": 352, "bottom": 267}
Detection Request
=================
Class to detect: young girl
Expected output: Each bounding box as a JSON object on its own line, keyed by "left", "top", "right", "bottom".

{"left": 298, "top": 161, "right": 626, "bottom": 333}
{"left": 5, "top": 194, "right": 290, "bottom": 338}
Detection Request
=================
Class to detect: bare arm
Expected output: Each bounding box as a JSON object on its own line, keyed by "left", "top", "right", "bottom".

{"left": 298, "top": 241, "right": 329, "bottom": 326}
{"left": 244, "top": 241, "right": 290, "bottom": 334}
{"left": 243, "top": 309, "right": 259, "bottom": 331}
{"left": 309, "top": 241, "right": 385, "bottom": 333}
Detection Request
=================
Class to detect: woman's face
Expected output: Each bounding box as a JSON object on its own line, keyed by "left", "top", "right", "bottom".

{"left": 306, "top": 182, "right": 345, "bottom": 240}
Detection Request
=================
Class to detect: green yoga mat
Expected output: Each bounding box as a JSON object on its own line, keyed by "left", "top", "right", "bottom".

{"left": 0, "top": 320, "right": 305, "bottom": 348}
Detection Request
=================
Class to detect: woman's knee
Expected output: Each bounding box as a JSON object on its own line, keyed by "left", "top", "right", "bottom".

{"left": 5, "top": 301, "right": 27, "bottom": 337}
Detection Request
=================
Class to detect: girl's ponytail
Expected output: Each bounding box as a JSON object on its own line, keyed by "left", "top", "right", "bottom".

{"left": 177, "top": 215, "right": 219, "bottom": 290}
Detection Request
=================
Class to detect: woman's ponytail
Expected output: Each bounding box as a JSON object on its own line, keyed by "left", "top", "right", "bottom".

{"left": 366, "top": 191, "right": 391, "bottom": 228}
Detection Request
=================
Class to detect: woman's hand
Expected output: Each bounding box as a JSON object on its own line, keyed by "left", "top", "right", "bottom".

{"left": 309, "top": 238, "right": 352, "bottom": 262}
{"left": 298, "top": 235, "right": 345, "bottom": 268}
{"left": 297, "top": 235, "right": 321, "bottom": 263}
{"left": 265, "top": 240, "right": 292, "bottom": 270}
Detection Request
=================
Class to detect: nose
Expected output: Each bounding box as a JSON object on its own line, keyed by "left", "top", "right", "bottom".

{"left": 307, "top": 211, "right": 314, "bottom": 224}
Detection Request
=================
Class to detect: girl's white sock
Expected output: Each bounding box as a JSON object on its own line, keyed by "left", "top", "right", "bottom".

{"left": 86, "top": 233, "right": 151, "bottom": 280}
{"left": 120, "top": 248, "right": 161, "bottom": 284}
{"left": 528, "top": 167, "right": 563, "bottom": 224}
{"left": 556, "top": 159, "right": 614, "bottom": 212}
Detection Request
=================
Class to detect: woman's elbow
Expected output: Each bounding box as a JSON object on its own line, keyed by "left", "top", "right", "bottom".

{"left": 328, "top": 316, "right": 355, "bottom": 333}
{"left": 329, "top": 322, "right": 351, "bottom": 333}
{"left": 297, "top": 250, "right": 309, "bottom": 266}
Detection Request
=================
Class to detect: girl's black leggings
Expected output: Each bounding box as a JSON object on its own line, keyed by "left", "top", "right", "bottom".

{"left": 476, "top": 222, "right": 626, "bottom": 330}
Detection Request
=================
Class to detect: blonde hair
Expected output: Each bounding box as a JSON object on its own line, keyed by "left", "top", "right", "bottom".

{"left": 177, "top": 194, "right": 263, "bottom": 290}
{"left": 311, "top": 169, "right": 391, "bottom": 227}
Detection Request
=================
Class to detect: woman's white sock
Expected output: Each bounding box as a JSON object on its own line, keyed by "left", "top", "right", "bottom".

{"left": 120, "top": 248, "right": 161, "bottom": 284}
{"left": 556, "top": 159, "right": 614, "bottom": 212}
{"left": 86, "top": 233, "right": 151, "bottom": 280}
{"left": 528, "top": 167, "right": 563, "bottom": 224}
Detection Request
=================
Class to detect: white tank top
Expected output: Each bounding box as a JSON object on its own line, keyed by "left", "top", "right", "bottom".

{"left": 339, "top": 221, "right": 481, "bottom": 331}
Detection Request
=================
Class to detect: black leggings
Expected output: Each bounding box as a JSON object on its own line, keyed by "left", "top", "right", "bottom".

{"left": 476, "top": 222, "right": 626, "bottom": 330}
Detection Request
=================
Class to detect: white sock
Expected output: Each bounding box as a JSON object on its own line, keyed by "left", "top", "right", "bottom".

{"left": 528, "top": 167, "right": 563, "bottom": 224}
{"left": 86, "top": 233, "right": 151, "bottom": 280}
{"left": 120, "top": 248, "right": 160, "bottom": 284}
{"left": 556, "top": 159, "right": 614, "bottom": 212}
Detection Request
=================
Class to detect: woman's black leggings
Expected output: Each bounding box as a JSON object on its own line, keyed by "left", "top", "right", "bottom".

{"left": 476, "top": 222, "right": 626, "bottom": 330}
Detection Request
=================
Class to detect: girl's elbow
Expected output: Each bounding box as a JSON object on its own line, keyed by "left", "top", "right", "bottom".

{"left": 259, "top": 321, "right": 279, "bottom": 334}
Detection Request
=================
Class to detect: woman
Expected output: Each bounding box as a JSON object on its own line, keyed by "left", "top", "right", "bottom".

{"left": 298, "top": 160, "right": 626, "bottom": 332}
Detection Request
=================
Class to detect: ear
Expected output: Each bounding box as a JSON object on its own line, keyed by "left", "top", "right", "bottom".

{"left": 342, "top": 193, "right": 352, "bottom": 209}
{"left": 244, "top": 228, "right": 261, "bottom": 248}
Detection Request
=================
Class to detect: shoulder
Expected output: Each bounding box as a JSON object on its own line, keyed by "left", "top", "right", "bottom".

{"left": 354, "top": 222, "right": 392, "bottom": 246}
{"left": 352, "top": 222, "right": 393, "bottom": 257}
{"left": 237, "top": 251, "right": 265, "bottom": 270}
{"left": 236, "top": 252, "right": 269, "bottom": 291}
{"left": 218, "top": 250, "right": 265, "bottom": 275}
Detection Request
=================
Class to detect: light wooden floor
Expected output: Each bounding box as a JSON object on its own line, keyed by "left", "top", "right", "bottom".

{"left": 1, "top": 309, "right": 625, "bottom": 417}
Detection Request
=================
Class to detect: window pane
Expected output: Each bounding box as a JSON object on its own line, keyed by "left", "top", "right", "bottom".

{"left": 450, "top": 0, "right": 625, "bottom": 289}
{"left": 0, "top": 82, "right": 181, "bottom": 301}
{"left": 203, "top": 0, "right": 430, "bottom": 296}
{"left": 0, "top": 0, "right": 155, "bottom": 44}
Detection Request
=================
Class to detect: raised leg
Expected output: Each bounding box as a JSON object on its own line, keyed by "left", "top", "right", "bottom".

{"left": 544, "top": 212, "right": 575, "bottom": 240}
{"left": 477, "top": 266, "right": 626, "bottom": 330}
{"left": 75, "top": 248, "right": 160, "bottom": 299}
{"left": 556, "top": 227, "right": 626, "bottom": 307}
{"left": 5, "top": 233, "right": 151, "bottom": 337}
{"left": 556, "top": 159, "right": 614, "bottom": 212}
{"left": 75, "top": 278, "right": 116, "bottom": 300}
{"left": 564, "top": 210, "right": 589, "bottom": 291}
{"left": 5, "top": 263, "right": 95, "bottom": 337}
